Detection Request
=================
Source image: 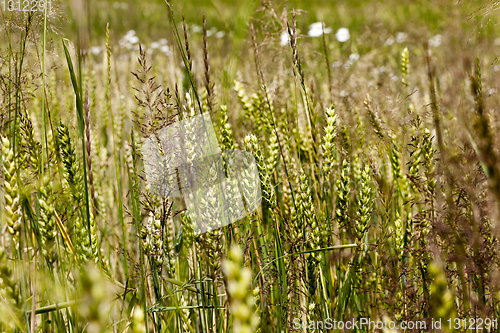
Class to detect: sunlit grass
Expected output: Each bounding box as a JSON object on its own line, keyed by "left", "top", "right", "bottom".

{"left": 1, "top": 0, "right": 500, "bottom": 332}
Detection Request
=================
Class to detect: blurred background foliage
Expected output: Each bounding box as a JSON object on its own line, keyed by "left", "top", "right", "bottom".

{"left": 60, "top": 0, "right": 497, "bottom": 43}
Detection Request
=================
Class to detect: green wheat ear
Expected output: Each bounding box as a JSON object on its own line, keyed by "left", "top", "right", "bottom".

{"left": 321, "top": 104, "right": 337, "bottom": 176}
{"left": 401, "top": 47, "right": 409, "bottom": 86}
{"left": 141, "top": 212, "right": 165, "bottom": 271}
{"left": 180, "top": 294, "right": 194, "bottom": 332}
{"left": 296, "top": 171, "right": 319, "bottom": 249}
{"left": 38, "top": 173, "right": 57, "bottom": 264}
{"left": 219, "top": 105, "right": 235, "bottom": 152}
{"left": 428, "top": 261, "right": 456, "bottom": 320}
{"left": 57, "top": 123, "right": 84, "bottom": 203}
{"left": 219, "top": 104, "right": 236, "bottom": 177}
{"left": 18, "top": 111, "right": 41, "bottom": 171}
{"left": 390, "top": 134, "right": 410, "bottom": 202}
{"left": 180, "top": 212, "right": 195, "bottom": 250}
{"left": 132, "top": 307, "right": 146, "bottom": 333}
{"left": 56, "top": 123, "right": 97, "bottom": 264}
{"left": 76, "top": 262, "right": 117, "bottom": 330}
{"left": 290, "top": 169, "right": 321, "bottom": 297}
{"left": 0, "top": 247, "right": 21, "bottom": 328}
{"left": 253, "top": 286, "right": 262, "bottom": 333}
{"left": 422, "top": 129, "right": 436, "bottom": 196}
{"left": 234, "top": 80, "right": 254, "bottom": 120}
{"left": 266, "top": 130, "right": 279, "bottom": 176}
{"left": 336, "top": 159, "right": 351, "bottom": 233}
{"left": 1, "top": 136, "right": 21, "bottom": 244}
{"left": 165, "top": 214, "right": 177, "bottom": 277}
{"left": 355, "top": 164, "right": 373, "bottom": 241}
{"left": 364, "top": 94, "right": 385, "bottom": 140}
{"left": 244, "top": 134, "right": 276, "bottom": 209}
{"left": 222, "top": 244, "right": 259, "bottom": 333}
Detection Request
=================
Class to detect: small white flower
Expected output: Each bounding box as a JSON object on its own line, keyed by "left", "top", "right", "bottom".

{"left": 191, "top": 25, "right": 202, "bottom": 33}
{"left": 396, "top": 32, "right": 407, "bottom": 43}
{"left": 126, "top": 30, "right": 136, "bottom": 37}
{"left": 385, "top": 37, "right": 394, "bottom": 46}
{"left": 280, "top": 30, "right": 290, "bottom": 46}
{"left": 207, "top": 27, "right": 217, "bottom": 37}
{"left": 308, "top": 22, "right": 332, "bottom": 37}
{"left": 90, "top": 46, "right": 102, "bottom": 55}
{"left": 150, "top": 42, "right": 160, "bottom": 49}
{"left": 332, "top": 60, "right": 342, "bottom": 67}
{"left": 379, "top": 66, "right": 387, "bottom": 73}
{"left": 129, "top": 36, "right": 139, "bottom": 45}
{"left": 494, "top": 65, "right": 500, "bottom": 72}
{"left": 390, "top": 74, "right": 398, "bottom": 81}
{"left": 428, "top": 34, "right": 441, "bottom": 47}
{"left": 340, "top": 90, "right": 348, "bottom": 97}
{"left": 335, "top": 27, "right": 350, "bottom": 42}
{"left": 215, "top": 31, "right": 225, "bottom": 39}
{"left": 488, "top": 88, "right": 496, "bottom": 95}
{"left": 349, "top": 53, "right": 360, "bottom": 62}
{"left": 343, "top": 53, "right": 359, "bottom": 69}
{"left": 120, "top": 41, "right": 133, "bottom": 50}
{"left": 158, "top": 39, "right": 168, "bottom": 45}
{"left": 160, "top": 45, "right": 171, "bottom": 56}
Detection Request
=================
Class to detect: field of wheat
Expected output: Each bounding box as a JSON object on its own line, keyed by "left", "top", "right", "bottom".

{"left": 1, "top": 0, "right": 500, "bottom": 332}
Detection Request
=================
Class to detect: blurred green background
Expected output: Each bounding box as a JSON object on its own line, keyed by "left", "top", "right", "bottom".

{"left": 70, "top": 0, "right": 496, "bottom": 43}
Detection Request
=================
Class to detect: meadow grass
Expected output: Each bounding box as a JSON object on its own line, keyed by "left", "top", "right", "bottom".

{"left": 1, "top": 0, "right": 500, "bottom": 332}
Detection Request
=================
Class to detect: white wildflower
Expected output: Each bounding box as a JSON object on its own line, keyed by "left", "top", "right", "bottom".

{"left": 191, "top": 24, "right": 202, "bottom": 33}
{"left": 335, "top": 27, "right": 350, "bottom": 42}
{"left": 395, "top": 32, "right": 407, "bottom": 43}
{"left": 332, "top": 60, "right": 342, "bottom": 67}
{"left": 129, "top": 35, "right": 139, "bottom": 45}
{"left": 428, "top": 34, "right": 441, "bottom": 47}
{"left": 345, "top": 54, "right": 359, "bottom": 69}
{"left": 207, "top": 27, "right": 217, "bottom": 37}
{"left": 280, "top": 30, "right": 290, "bottom": 46}
{"left": 308, "top": 22, "right": 332, "bottom": 37}
{"left": 90, "top": 46, "right": 102, "bottom": 55}
{"left": 349, "top": 53, "right": 360, "bottom": 62}
{"left": 160, "top": 45, "right": 171, "bottom": 56}
{"left": 119, "top": 31, "right": 138, "bottom": 49}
